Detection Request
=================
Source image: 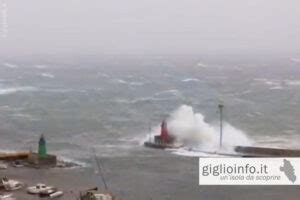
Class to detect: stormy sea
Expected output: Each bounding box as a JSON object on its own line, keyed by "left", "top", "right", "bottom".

{"left": 0, "top": 55, "right": 299, "bottom": 199}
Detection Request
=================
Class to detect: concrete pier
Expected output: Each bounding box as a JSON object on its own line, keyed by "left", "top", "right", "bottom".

{"left": 234, "top": 146, "right": 300, "bottom": 157}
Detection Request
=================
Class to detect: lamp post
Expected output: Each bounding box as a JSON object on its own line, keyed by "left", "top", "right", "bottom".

{"left": 218, "top": 104, "right": 224, "bottom": 149}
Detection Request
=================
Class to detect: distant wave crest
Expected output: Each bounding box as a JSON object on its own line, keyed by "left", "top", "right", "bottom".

{"left": 40, "top": 73, "right": 55, "bottom": 79}
{"left": 114, "top": 79, "right": 145, "bottom": 86}
{"left": 182, "top": 78, "right": 200, "bottom": 82}
{"left": 3, "top": 62, "right": 18, "bottom": 69}
{"left": 0, "top": 86, "right": 38, "bottom": 95}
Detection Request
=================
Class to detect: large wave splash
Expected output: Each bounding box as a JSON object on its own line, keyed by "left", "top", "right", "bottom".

{"left": 159, "top": 105, "right": 252, "bottom": 151}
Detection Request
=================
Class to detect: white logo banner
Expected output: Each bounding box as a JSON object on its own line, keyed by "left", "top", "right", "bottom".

{"left": 199, "top": 158, "right": 300, "bottom": 185}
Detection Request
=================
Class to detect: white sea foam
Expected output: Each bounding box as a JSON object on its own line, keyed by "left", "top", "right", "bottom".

{"left": 270, "top": 86, "right": 284, "bottom": 90}
{"left": 254, "top": 78, "right": 282, "bottom": 85}
{"left": 114, "top": 96, "right": 172, "bottom": 104}
{"left": 196, "top": 62, "right": 208, "bottom": 68}
{"left": 11, "top": 113, "right": 40, "bottom": 121}
{"left": 40, "top": 73, "right": 55, "bottom": 79}
{"left": 96, "top": 73, "right": 110, "bottom": 78}
{"left": 254, "top": 78, "right": 285, "bottom": 89}
{"left": 35, "top": 64, "right": 48, "bottom": 69}
{"left": 0, "top": 105, "right": 11, "bottom": 110}
{"left": 254, "top": 78, "right": 278, "bottom": 85}
{"left": 246, "top": 113, "right": 254, "bottom": 118}
{"left": 3, "top": 62, "right": 18, "bottom": 69}
{"left": 56, "top": 156, "right": 88, "bottom": 168}
{"left": 182, "top": 78, "right": 200, "bottom": 82}
{"left": 256, "top": 79, "right": 300, "bottom": 88}
{"left": 155, "top": 90, "right": 180, "bottom": 96}
{"left": 285, "top": 80, "right": 300, "bottom": 86}
{"left": 163, "top": 73, "right": 172, "bottom": 77}
{"left": 114, "top": 79, "right": 144, "bottom": 86}
{"left": 255, "top": 79, "right": 300, "bottom": 88}
{"left": 266, "top": 81, "right": 276, "bottom": 85}
{"left": 0, "top": 86, "right": 38, "bottom": 95}
{"left": 129, "top": 82, "right": 144, "bottom": 86}
{"left": 170, "top": 148, "right": 231, "bottom": 157}
{"left": 115, "top": 79, "right": 127, "bottom": 84}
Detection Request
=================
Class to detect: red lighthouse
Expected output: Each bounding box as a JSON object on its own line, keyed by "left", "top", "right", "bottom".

{"left": 144, "top": 119, "right": 182, "bottom": 149}
{"left": 160, "top": 120, "right": 168, "bottom": 143}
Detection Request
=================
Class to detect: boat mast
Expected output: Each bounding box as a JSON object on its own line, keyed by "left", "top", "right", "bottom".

{"left": 218, "top": 104, "right": 224, "bottom": 149}
{"left": 93, "top": 150, "right": 108, "bottom": 190}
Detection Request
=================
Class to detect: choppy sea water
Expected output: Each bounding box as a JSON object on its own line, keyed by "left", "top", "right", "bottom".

{"left": 0, "top": 57, "right": 299, "bottom": 163}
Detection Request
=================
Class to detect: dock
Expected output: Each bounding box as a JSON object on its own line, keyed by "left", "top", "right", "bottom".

{"left": 0, "top": 151, "right": 30, "bottom": 160}
{"left": 234, "top": 146, "right": 300, "bottom": 157}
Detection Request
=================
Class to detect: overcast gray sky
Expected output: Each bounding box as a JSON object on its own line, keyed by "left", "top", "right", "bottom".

{"left": 0, "top": 0, "right": 300, "bottom": 57}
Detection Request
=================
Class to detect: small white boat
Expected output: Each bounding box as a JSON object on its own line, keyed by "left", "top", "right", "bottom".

{"left": 39, "top": 187, "right": 57, "bottom": 197}
{"left": 1, "top": 178, "right": 23, "bottom": 191}
{"left": 80, "top": 188, "right": 115, "bottom": 200}
{"left": 0, "top": 163, "right": 8, "bottom": 170}
{"left": 12, "top": 160, "right": 24, "bottom": 168}
{"left": 27, "top": 183, "right": 54, "bottom": 194}
{"left": 50, "top": 191, "right": 64, "bottom": 198}
{"left": 29, "top": 183, "right": 64, "bottom": 198}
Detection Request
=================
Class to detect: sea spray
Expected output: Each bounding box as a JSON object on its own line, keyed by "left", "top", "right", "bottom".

{"left": 148, "top": 105, "right": 252, "bottom": 152}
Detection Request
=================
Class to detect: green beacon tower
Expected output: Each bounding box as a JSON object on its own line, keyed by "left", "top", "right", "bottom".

{"left": 38, "top": 134, "right": 47, "bottom": 157}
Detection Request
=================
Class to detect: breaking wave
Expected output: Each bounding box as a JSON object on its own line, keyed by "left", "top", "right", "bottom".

{"left": 56, "top": 156, "right": 88, "bottom": 168}
{"left": 147, "top": 105, "right": 252, "bottom": 154}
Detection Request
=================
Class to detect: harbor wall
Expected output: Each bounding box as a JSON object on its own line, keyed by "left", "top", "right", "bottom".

{"left": 0, "top": 151, "right": 29, "bottom": 160}
{"left": 234, "top": 146, "right": 300, "bottom": 157}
